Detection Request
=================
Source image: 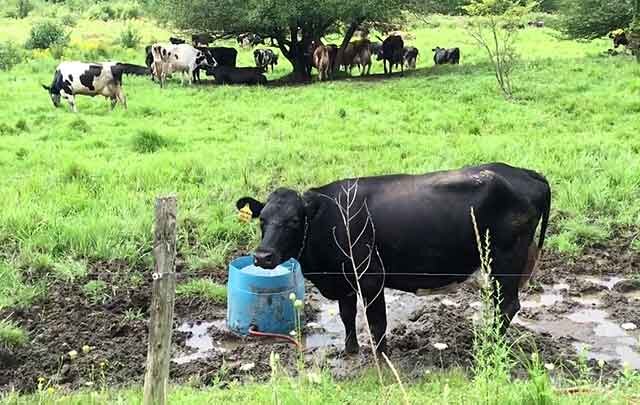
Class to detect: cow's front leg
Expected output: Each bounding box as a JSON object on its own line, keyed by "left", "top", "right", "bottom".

{"left": 339, "top": 293, "right": 359, "bottom": 354}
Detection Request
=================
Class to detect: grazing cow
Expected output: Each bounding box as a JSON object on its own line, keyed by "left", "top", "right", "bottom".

{"left": 210, "top": 66, "right": 267, "bottom": 85}
{"left": 403, "top": 46, "right": 419, "bottom": 69}
{"left": 378, "top": 35, "right": 404, "bottom": 75}
{"left": 528, "top": 20, "right": 545, "bottom": 28}
{"left": 169, "top": 37, "right": 186, "bottom": 45}
{"left": 192, "top": 33, "right": 213, "bottom": 47}
{"left": 609, "top": 30, "right": 629, "bottom": 48}
{"left": 150, "top": 43, "right": 214, "bottom": 87}
{"left": 339, "top": 39, "right": 372, "bottom": 76}
{"left": 433, "top": 47, "right": 460, "bottom": 65}
{"left": 253, "top": 49, "right": 279, "bottom": 72}
{"left": 42, "top": 62, "right": 149, "bottom": 112}
{"left": 236, "top": 162, "right": 551, "bottom": 354}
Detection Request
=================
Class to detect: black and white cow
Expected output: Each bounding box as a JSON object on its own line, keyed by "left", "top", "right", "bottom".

{"left": 253, "top": 49, "right": 279, "bottom": 72}
{"left": 403, "top": 46, "right": 419, "bottom": 69}
{"left": 195, "top": 46, "right": 238, "bottom": 82}
{"left": 433, "top": 47, "right": 460, "bottom": 65}
{"left": 150, "top": 43, "right": 215, "bottom": 87}
{"left": 42, "top": 62, "right": 149, "bottom": 112}
{"left": 236, "top": 162, "right": 551, "bottom": 354}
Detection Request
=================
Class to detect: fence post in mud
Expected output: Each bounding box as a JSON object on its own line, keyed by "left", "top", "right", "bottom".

{"left": 143, "top": 196, "right": 177, "bottom": 405}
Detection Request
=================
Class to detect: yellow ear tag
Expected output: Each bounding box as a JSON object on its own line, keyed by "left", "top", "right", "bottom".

{"left": 238, "top": 203, "right": 253, "bottom": 223}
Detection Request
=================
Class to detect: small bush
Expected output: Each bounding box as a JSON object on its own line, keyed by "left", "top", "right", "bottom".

{"left": 16, "top": 0, "right": 33, "bottom": 18}
{"left": 132, "top": 130, "right": 168, "bottom": 153}
{"left": 119, "top": 25, "right": 141, "bottom": 49}
{"left": 0, "top": 320, "right": 28, "bottom": 349}
{"left": 0, "top": 41, "right": 22, "bottom": 71}
{"left": 87, "top": 3, "right": 117, "bottom": 21}
{"left": 25, "top": 20, "right": 69, "bottom": 50}
{"left": 59, "top": 13, "right": 77, "bottom": 27}
{"left": 116, "top": 2, "right": 143, "bottom": 19}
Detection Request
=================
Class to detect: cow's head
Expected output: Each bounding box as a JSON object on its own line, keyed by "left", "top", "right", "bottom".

{"left": 41, "top": 84, "right": 61, "bottom": 107}
{"left": 236, "top": 188, "right": 318, "bottom": 269}
{"left": 197, "top": 50, "right": 217, "bottom": 69}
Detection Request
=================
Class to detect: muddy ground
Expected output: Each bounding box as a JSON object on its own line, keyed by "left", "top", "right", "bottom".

{"left": 1, "top": 231, "right": 638, "bottom": 393}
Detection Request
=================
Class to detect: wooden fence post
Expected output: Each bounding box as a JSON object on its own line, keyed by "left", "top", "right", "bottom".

{"left": 143, "top": 196, "right": 177, "bottom": 405}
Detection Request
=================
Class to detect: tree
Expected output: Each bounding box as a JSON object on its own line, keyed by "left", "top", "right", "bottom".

{"left": 559, "top": 0, "right": 634, "bottom": 39}
{"left": 154, "top": 0, "right": 404, "bottom": 81}
{"left": 464, "top": 0, "right": 535, "bottom": 99}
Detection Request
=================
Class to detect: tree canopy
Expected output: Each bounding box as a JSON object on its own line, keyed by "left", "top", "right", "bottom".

{"left": 154, "top": 0, "right": 405, "bottom": 79}
{"left": 559, "top": 0, "right": 635, "bottom": 39}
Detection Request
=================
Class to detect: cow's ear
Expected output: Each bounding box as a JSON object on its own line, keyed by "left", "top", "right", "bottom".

{"left": 302, "top": 191, "right": 322, "bottom": 221}
{"left": 236, "top": 197, "right": 263, "bottom": 219}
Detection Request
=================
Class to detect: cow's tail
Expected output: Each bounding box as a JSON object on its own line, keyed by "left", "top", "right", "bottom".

{"left": 535, "top": 172, "right": 551, "bottom": 253}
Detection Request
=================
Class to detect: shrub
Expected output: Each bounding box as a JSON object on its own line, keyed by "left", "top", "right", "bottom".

{"left": 0, "top": 41, "right": 22, "bottom": 71}
{"left": 559, "top": 0, "right": 634, "bottom": 39}
{"left": 60, "top": 13, "right": 78, "bottom": 27}
{"left": 87, "top": 4, "right": 117, "bottom": 21}
{"left": 119, "top": 25, "right": 141, "bottom": 49}
{"left": 16, "top": 0, "right": 33, "bottom": 18}
{"left": 25, "top": 20, "right": 69, "bottom": 50}
{"left": 116, "top": 2, "right": 143, "bottom": 19}
{"left": 132, "top": 130, "right": 168, "bottom": 153}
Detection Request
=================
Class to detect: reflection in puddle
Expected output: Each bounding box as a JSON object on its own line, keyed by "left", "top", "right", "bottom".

{"left": 172, "top": 320, "right": 239, "bottom": 365}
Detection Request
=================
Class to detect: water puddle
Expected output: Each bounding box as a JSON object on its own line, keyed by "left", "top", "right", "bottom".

{"left": 172, "top": 320, "right": 239, "bottom": 364}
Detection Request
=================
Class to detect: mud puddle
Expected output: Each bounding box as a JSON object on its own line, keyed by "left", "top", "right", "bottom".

{"left": 173, "top": 320, "right": 240, "bottom": 365}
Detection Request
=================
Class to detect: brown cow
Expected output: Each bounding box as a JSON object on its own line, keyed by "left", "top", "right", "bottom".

{"left": 313, "top": 45, "right": 331, "bottom": 81}
{"left": 338, "top": 39, "right": 372, "bottom": 76}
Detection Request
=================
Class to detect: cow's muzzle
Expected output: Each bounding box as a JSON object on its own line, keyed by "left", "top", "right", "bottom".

{"left": 254, "top": 249, "right": 278, "bottom": 269}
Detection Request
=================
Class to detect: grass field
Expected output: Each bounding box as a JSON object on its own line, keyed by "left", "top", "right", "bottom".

{"left": 1, "top": 7, "right": 640, "bottom": 404}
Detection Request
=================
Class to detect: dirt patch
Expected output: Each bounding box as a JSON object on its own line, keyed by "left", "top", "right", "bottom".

{"left": 1, "top": 234, "right": 638, "bottom": 393}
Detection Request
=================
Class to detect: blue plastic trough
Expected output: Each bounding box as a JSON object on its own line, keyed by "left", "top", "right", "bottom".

{"left": 227, "top": 255, "right": 305, "bottom": 335}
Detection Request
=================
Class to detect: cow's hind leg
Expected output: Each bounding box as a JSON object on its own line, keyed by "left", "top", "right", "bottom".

{"left": 117, "top": 87, "right": 127, "bottom": 110}
{"left": 339, "top": 293, "right": 359, "bottom": 354}
{"left": 490, "top": 236, "right": 530, "bottom": 334}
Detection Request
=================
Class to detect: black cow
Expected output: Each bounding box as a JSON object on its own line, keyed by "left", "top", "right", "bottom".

{"left": 254, "top": 49, "right": 279, "bottom": 72}
{"left": 433, "top": 47, "right": 460, "bottom": 65}
{"left": 377, "top": 35, "right": 404, "bottom": 75}
{"left": 170, "top": 37, "right": 186, "bottom": 45}
{"left": 403, "top": 46, "right": 419, "bottom": 69}
{"left": 195, "top": 46, "right": 238, "bottom": 82}
{"left": 192, "top": 33, "right": 213, "bottom": 47}
{"left": 210, "top": 66, "right": 267, "bottom": 85}
{"left": 236, "top": 162, "right": 551, "bottom": 354}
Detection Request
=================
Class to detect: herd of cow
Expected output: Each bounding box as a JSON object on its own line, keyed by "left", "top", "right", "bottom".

{"left": 42, "top": 32, "right": 461, "bottom": 111}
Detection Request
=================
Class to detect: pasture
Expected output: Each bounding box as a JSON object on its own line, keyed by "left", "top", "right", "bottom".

{"left": 1, "top": 10, "right": 640, "bottom": 404}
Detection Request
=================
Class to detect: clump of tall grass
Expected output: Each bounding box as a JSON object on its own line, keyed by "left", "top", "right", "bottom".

{"left": 0, "top": 318, "right": 28, "bottom": 349}
{"left": 132, "top": 129, "right": 169, "bottom": 153}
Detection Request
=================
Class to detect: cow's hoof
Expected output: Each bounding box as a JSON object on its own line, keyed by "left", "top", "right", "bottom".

{"left": 344, "top": 342, "right": 359, "bottom": 356}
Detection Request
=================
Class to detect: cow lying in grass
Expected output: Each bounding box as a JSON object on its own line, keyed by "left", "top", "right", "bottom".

{"left": 42, "top": 62, "right": 149, "bottom": 112}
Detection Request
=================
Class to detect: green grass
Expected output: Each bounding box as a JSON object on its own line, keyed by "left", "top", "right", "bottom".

{"left": 176, "top": 279, "right": 226, "bottom": 303}
{"left": 0, "top": 319, "right": 28, "bottom": 349}
{"left": 1, "top": 369, "right": 639, "bottom": 404}
{"left": 81, "top": 279, "right": 108, "bottom": 304}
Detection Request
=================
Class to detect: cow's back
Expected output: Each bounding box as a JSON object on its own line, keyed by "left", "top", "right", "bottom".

{"left": 302, "top": 165, "right": 540, "bottom": 296}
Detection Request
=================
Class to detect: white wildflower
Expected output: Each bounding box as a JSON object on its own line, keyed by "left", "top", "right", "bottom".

{"left": 240, "top": 362, "right": 255, "bottom": 372}
{"left": 433, "top": 343, "right": 448, "bottom": 351}
{"left": 544, "top": 363, "right": 555, "bottom": 371}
